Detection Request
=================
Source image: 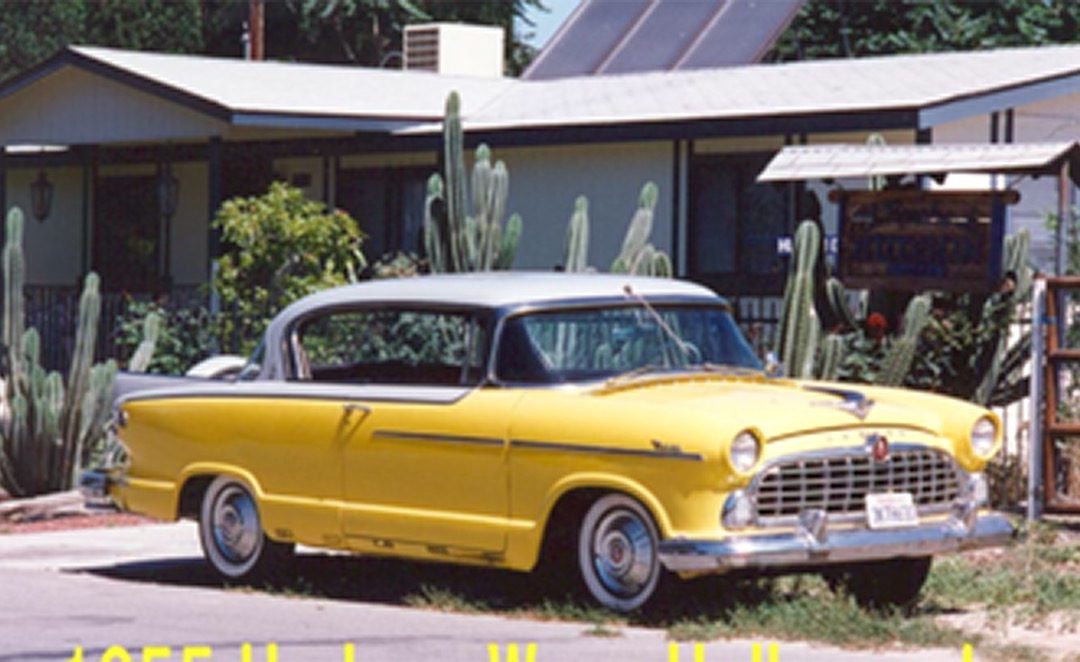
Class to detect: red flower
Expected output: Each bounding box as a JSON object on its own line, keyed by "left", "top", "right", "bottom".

{"left": 865, "top": 312, "right": 888, "bottom": 340}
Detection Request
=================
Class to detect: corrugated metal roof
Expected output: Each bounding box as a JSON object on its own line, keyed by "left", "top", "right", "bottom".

{"left": 757, "top": 142, "right": 1080, "bottom": 183}
{"left": 523, "top": 0, "right": 803, "bottom": 80}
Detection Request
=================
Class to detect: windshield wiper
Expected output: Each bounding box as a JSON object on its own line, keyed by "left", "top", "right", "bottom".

{"left": 622, "top": 285, "right": 699, "bottom": 367}
{"left": 602, "top": 362, "right": 665, "bottom": 388}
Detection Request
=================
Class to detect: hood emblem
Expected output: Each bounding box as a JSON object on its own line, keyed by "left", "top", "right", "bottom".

{"left": 804, "top": 385, "right": 875, "bottom": 421}
{"left": 867, "top": 434, "right": 890, "bottom": 462}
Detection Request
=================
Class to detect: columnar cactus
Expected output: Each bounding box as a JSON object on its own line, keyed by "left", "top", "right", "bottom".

{"left": 876, "top": 295, "right": 931, "bottom": 387}
{"left": 0, "top": 207, "right": 118, "bottom": 497}
{"left": 777, "top": 220, "right": 822, "bottom": 378}
{"left": 424, "top": 92, "right": 522, "bottom": 273}
{"left": 610, "top": 182, "right": 673, "bottom": 277}
{"left": 563, "top": 196, "right": 590, "bottom": 273}
{"left": 128, "top": 312, "right": 163, "bottom": 373}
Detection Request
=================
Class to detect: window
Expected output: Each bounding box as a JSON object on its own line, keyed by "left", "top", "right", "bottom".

{"left": 689, "top": 154, "right": 791, "bottom": 295}
{"left": 336, "top": 167, "right": 429, "bottom": 261}
{"left": 294, "top": 308, "right": 487, "bottom": 386}
{"left": 496, "top": 304, "right": 761, "bottom": 384}
{"left": 93, "top": 176, "right": 160, "bottom": 292}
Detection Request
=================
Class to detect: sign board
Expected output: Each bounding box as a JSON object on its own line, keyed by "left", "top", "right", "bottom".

{"left": 833, "top": 190, "right": 1014, "bottom": 293}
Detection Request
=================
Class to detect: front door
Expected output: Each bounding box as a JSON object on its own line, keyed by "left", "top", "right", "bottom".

{"left": 291, "top": 305, "right": 516, "bottom": 554}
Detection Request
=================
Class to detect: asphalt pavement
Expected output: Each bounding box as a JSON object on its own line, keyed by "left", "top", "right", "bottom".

{"left": 0, "top": 522, "right": 971, "bottom": 662}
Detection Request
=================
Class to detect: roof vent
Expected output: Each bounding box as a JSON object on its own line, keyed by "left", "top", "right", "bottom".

{"left": 404, "top": 23, "right": 504, "bottom": 77}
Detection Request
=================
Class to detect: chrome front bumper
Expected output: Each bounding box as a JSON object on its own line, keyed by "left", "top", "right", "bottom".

{"left": 658, "top": 512, "right": 1015, "bottom": 573}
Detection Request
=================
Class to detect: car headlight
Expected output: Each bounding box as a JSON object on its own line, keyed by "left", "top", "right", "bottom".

{"left": 729, "top": 431, "right": 761, "bottom": 473}
{"left": 970, "top": 417, "right": 997, "bottom": 459}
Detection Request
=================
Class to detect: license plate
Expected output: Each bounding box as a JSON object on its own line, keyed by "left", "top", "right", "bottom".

{"left": 865, "top": 492, "right": 919, "bottom": 529}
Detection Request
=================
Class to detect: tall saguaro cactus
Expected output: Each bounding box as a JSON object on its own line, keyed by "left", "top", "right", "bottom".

{"left": 0, "top": 207, "right": 118, "bottom": 497}
{"left": 424, "top": 92, "right": 522, "bottom": 273}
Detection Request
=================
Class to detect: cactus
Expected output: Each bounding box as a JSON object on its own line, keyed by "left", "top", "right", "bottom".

{"left": 974, "top": 229, "right": 1033, "bottom": 405}
{"left": 876, "top": 295, "right": 931, "bottom": 387}
{"left": 128, "top": 312, "right": 162, "bottom": 373}
{"left": 424, "top": 92, "right": 521, "bottom": 273}
{"left": 866, "top": 133, "right": 888, "bottom": 191}
{"left": 818, "top": 334, "right": 844, "bottom": 381}
{"left": 0, "top": 207, "right": 118, "bottom": 497}
{"left": 611, "top": 182, "right": 672, "bottom": 277}
{"left": 777, "top": 221, "right": 822, "bottom": 378}
{"left": 563, "top": 196, "right": 590, "bottom": 272}
{"left": 826, "top": 276, "right": 861, "bottom": 332}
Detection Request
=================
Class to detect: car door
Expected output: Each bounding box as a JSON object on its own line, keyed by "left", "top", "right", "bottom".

{"left": 292, "top": 305, "right": 518, "bottom": 556}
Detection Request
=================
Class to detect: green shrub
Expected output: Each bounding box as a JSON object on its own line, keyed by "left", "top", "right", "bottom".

{"left": 113, "top": 297, "right": 215, "bottom": 375}
{"left": 212, "top": 182, "right": 365, "bottom": 354}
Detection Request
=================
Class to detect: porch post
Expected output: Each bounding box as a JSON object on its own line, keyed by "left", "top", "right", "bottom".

{"left": 80, "top": 146, "right": 97, "bottom": 277}
{"left": 207, "top": 136, "right": 223, "bottom": 306}
{"left": 0, "top": 147, "right": 6, "bottom": 247}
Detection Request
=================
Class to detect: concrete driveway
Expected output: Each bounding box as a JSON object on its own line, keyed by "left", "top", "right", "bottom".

{"left": 0, "top": 522, "right": 971, "bottom": 662}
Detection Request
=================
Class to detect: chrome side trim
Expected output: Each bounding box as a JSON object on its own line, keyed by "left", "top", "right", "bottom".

{"left": 119, "top": 382, "right": 472, "bottom": 407}
{"left": 371, "top": 430, "right": 504, "bottom": 448}
{"left": 510, "top": 439, "right": 703, "bottom": 461}
{"left": 658, "top": 512, "right": 1015, "bottom": 573}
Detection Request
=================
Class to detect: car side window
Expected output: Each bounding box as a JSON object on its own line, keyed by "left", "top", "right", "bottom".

{"left": 294, "top": 308, "right": 487, "bottom": 386}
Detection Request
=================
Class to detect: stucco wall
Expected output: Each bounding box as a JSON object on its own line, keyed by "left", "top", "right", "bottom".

{"left": 6, "top": 166, "right": 85, "bottom": 285}
{"left": 497, "top": 141, "right": 674, "bottom": 271}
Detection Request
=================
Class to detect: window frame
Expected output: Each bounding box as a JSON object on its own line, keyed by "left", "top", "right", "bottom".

{"left": 285, "top": 302, "right": 495, "bottom": 387}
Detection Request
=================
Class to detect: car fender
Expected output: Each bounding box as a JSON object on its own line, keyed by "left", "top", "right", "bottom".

{"left": 175, "top": 462, "right": 266, "bottom": 516}
{"left": 540, "top": 472, "right": 673, "bottom": 539}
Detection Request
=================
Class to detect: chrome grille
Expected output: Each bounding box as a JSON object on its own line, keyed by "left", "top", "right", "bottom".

{"left": 752, "top": 448, "right": 961, "bottom": 521}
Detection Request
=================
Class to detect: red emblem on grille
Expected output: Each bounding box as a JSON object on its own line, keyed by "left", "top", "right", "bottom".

{"left": 869, "top": 434, "right": 890, "bottom": 462}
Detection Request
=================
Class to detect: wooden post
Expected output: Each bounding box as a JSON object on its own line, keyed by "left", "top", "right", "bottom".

{"left": 207, "top": 136, "right": 223, "bottom": 309}
{"left": 1057, "top": 160, "right": 1071, "bottom": 276}
{"left": 249, "top": 0, "right": 265, "bottom": 61}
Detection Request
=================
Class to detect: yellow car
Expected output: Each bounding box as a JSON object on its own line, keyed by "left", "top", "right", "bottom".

{"left": 94, "top": 272, "right": 1013, "bottom": 612}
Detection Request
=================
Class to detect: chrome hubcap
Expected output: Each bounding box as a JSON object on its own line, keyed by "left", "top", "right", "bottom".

{"left": 212, "top": 485, "right": 259, "bottom": 563}
{"left": 592, "top": 508, "right": 654, "bottom": 598}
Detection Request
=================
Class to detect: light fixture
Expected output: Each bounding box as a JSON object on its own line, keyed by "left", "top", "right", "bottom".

{"left": 30, "top": 169, "right": 52, "bottom": 222}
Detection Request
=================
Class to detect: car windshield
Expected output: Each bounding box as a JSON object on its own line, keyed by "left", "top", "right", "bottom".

{"left": 495, "top": 303, "right": 761, "bottom": 384}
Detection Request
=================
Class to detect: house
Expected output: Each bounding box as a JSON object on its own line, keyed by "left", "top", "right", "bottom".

{"left": 1, "top": 36, "right": 1080, "bottom": 365}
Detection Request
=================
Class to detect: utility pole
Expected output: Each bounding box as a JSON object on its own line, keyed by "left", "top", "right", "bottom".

{"left": 248, "top": 0, "right": 265, "bottom": 61}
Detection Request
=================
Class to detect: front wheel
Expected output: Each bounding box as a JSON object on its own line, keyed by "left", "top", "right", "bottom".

{"left": 199, "top": 476, "right": 293, "bottom": 581}
{"left": 823, "top": 556, "right": 932, "bottom": 609}
{"left": 578, "top": 494, "right": 663, "bottom": 612}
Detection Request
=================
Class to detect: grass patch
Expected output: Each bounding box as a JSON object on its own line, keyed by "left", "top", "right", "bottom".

{"left": 660, "top": 575, "right": 969, "bottom": 649}
{"left": 924, "top": 524, "right": 1080, "bottom": 618}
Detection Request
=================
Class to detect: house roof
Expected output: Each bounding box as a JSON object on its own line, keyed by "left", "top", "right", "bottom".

{"left": 4, "top": 46, "right": 513, "bottom": 133}
{"left": 757, "top": 142, "right": 1080, "bottom": 186}
{"left": 522, "top": 0, "right": 804, "bottom": 80}
{"left": 3, "top": 43, "right": 1080, "bottom": 145}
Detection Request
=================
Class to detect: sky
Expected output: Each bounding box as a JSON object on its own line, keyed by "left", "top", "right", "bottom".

{"left": 520, "top": 0, "right": 581, "bottom": 49}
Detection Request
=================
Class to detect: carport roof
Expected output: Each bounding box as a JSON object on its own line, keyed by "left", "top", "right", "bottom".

{"left": 758, "top": 142, "right": 1080, "bottom": 186}
{"left": 4, "top": 43, "right": 1080, "bottom": 144}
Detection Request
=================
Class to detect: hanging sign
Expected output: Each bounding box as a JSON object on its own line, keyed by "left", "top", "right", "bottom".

{"left": 832, "top": 189, "right": 1016, "bottom": 293}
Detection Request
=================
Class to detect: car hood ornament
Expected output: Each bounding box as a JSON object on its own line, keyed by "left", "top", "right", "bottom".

{"left": 804, "top": 385, "right": 875, "bottom": 421}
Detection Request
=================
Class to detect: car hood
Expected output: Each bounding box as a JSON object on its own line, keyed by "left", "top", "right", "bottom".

{"left": 590, "top": 374, "right": 944, "bottom": 440}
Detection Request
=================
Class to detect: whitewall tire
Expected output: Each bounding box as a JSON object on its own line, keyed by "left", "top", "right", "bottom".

{"left": 199, "top": 475, "right": 292, "bottom": 581}
{"left": 578, "top": 494, "right": 662, "bottom": 612}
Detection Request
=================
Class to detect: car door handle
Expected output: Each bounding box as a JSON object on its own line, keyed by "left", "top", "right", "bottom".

{"left": 343, "top": 402, "right": 372, "bottom": 417}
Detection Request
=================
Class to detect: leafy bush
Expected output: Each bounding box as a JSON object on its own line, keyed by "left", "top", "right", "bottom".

{"left": 213, "top": 182, "right": 365, "bottom": 354}
{"left": 113, "top": 297, "right": 215, "bottom": 375}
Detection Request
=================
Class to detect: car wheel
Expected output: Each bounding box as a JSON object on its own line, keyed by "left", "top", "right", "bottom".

{"left": 578, "top": 494, "right": 662, "bottom": 612}
{"left": 199, "top": 476, "right": 293, "bottom": 581}
{"left": 823, "top": 556, "right": 932, "bottom": 609}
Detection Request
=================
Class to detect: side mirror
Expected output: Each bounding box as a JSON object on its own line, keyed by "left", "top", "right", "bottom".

{"left": 764, "top": 352, "right": 784, "bottom": 378}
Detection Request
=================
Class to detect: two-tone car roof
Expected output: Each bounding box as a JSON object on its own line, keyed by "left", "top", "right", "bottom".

{"left": 276, "top": 272, "right": 721, "bottom": 315}
{"left": 259, "top": 273, "right": 725, "bottom": 380}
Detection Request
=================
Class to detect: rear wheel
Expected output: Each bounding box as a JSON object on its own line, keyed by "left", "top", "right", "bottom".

{"left": 823, "top": 557, "right": 932, "bottom": 609}
{"left": 199, "top": 476, "right": 293, "bottom": 581}
{"left": 577, "top": 494, "right": 663, "bottom": 612}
